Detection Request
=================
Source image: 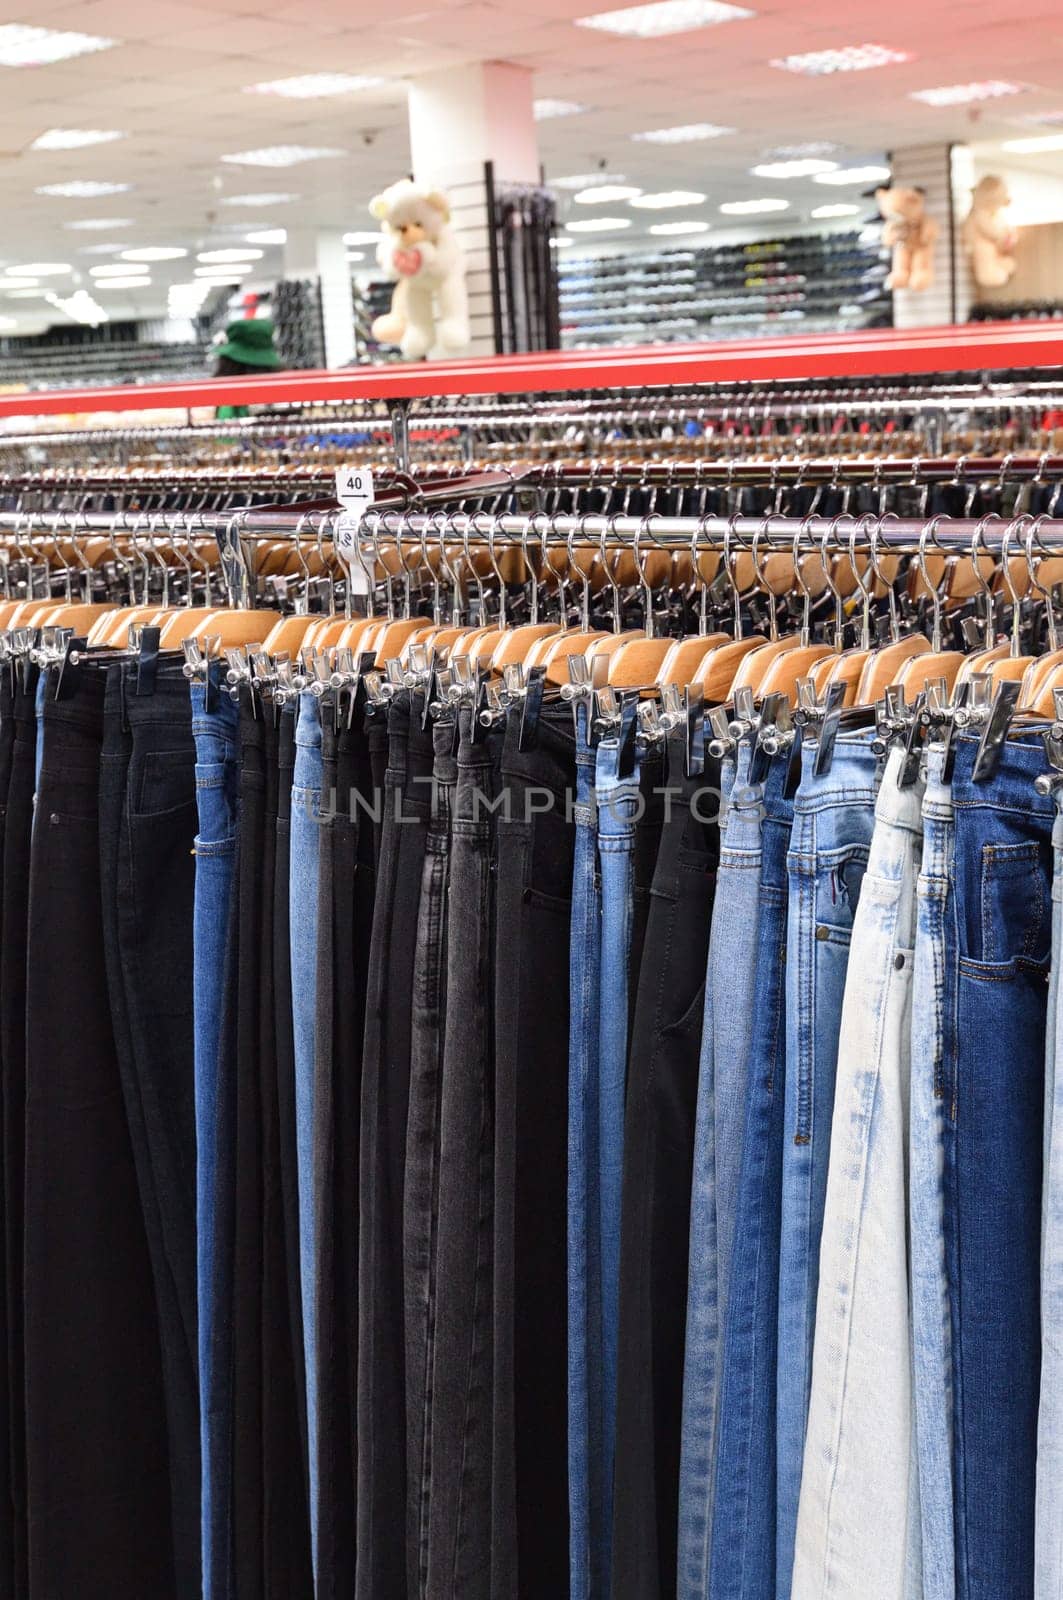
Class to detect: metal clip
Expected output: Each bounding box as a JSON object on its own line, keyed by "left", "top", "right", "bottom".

{"left": 871, "top": 685, "right": 910, "bottom": 758}
{"left": 560, "top": 653, "right": 596, "bottom": 744}
{"left": 1036, "top": 688, "right": 1063, "bottom": 795}
{"left": 972, "top": 678, "right": 1022, "bottom": 783}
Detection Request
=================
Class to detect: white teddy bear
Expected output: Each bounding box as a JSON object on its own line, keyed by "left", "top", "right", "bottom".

{"left": 369, "top": 178, "right": 470, "bottom": 361}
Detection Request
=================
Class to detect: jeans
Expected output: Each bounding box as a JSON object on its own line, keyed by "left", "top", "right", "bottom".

{"left": 775, "top": 734, "right": 875, "bottom": 1600}
{"left": 290, "top": 691, "right": 323, "bottom": 1569}
{"left": 0, "top": 678, "right": 14, "bottom": 1599}
{"left": 612, "top": 739, "right": 720, "bottom": 1600}
{"left": 190, "top": 673, "right": 240, "bottom": 1600}
{"left": 569, "top": 702, "right": 604, "bottom": 1600}
{"left": 947, "top": 732, "right": 1054, "bottom": 1600}
{"left": 493, "top": 703, "right": 576, "bottom": 1598}
{"left": 1038, "top": 795, "right": 1063, "bottom": 1599}
{"left": 793, "top": 746, "right": 923, "bottom": 1600}
{"left": 709, "top": 754, "right": 793, "bottom": 1600}
{"left": 910, "top": 743, "right": 956, "bottom": 1600}
{"left": 678, "top": 745, "right": 759, "bottom": 1600}
{"left": 595, "top": 702, "right": 642, "bottom": 1580}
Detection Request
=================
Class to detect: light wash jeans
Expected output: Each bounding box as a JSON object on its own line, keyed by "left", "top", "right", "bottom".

{"left": 595, "top": 700, "right": 641, "bottom": 1585}
{"left": 792, "top": 746, "right": 923, "bottom": 1600}
{"left": 909, "top": 744, "right": 956, "bottom": 1600}
{"left": 776, "top": 734, "right": 876, "bottom": 1600}
{"left": 1036, "top": 797, "right": 1063, "bottom": 1598}
{"left": 568, "top": 702, "right": 604, "bottom": 1600}
{"left": 678, "top": 743, "right": 760, "bottom": 1600}
{"left": 290, "top": 691, "right": 323, "bottom": 1572}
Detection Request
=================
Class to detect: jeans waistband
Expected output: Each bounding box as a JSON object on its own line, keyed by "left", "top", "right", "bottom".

{"left": 950, "top": 730, "right": 1055, "bottom": 823}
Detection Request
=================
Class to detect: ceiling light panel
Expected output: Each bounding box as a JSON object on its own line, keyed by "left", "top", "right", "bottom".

{"left": 342, "top": 231, "right": 383, "bottom": 245}
{"left": 752, "top": 158, "right": 838, "bottom": 178}
{"left": 567, "top": 216, "right": 632, "bottom": 232}
{"left": 36, "top": 181, "right": 131, "bottom": 198}
{"left": 629, "top": 190, "right": 706, "bottom": 208}
{"left": 95, "top": 277, "right": 152, "bottom": 289}
{"left": 534, "top": 99, "right": 586, "bottom": 119}
{"left": 0, "top": 24, "right": 114, "bottom": 67}
{"left": 31, "top": 128, "right": 124, "bottom": 150}
{"left": 551, "top": 236, "right": 574, "bottom": 247}
{"left": 811, "top": 203, "right": 862, "bottom": 218}
{"left": 63, "top": 218, "right": 134, "bottom": 231}
{"left": 121, "top": 247, "right": 188, "bottom": 262}
{"left": 574, "top": 184, "right": 642, "bottom": 203}
{"left": 3, "top": 289, "right": 42, "bottom": 298}
{"left": 552, "top": 172, "right": 629, "bottom": 189}
{"left": 198, "top": 249, "right": 264, "bottom": 264}
{"left": 91, "top": 263, "right": 149, "bottom": 276}
{"left": 12, "top": 262, "right": 71, "bottom": 275}
{"left": 719, "top": 197, "right": 789, "bottom": 214}
{"left": 763, "top": 142, "right": 838, "bottom": 158}
{"left": 221, "top": 146, "right": 345, "bottom": 168}
{"left": 76, "top": 243, "right": 126, "bottom": 255}
{"left": 1002, "top": 133, "right": 1063, "bottom": 152}
{"left": 813, "top": 165, "right": 891, "bottom": 185}
{"left": 632, "top": 123, "right": 732, "bottom": 143}
{"left": 649, "top": 220, "right": 711, "bottom": 234}
{"left": 576, "top": 1, "right": 753, "bottom": 38}
{"left": 194, "top": 265, "right": 246, "bottom": 277}
{"left": 220, "top": 193, "right": 298, "bottom": 207}
{"left": 246, "top": 73, "right": 386, "bottom": 98}
{"left": 771, "top": 43, "right": 910, "bottom": 75}
{"left": 245, "top": 229, "right": 287, "bottom": 245}
{"left": 911, "top": 80, "right": 1023, "bottom": 106}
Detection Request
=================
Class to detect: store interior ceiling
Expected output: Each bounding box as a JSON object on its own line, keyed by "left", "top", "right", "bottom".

{"left": 0, "top": 0, "right": 1061, "bottom": 332}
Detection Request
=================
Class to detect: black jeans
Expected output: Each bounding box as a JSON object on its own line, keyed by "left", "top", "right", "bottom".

{"left": 612, "top": 743, "right": 721, "bottom": 1600}
{"left": 357, "top": 695, "right": 432, "bottom": 1600}
{"left": 403, "top": 713, "right": 458, "bottom": 1599}
{"left": 0, "top": 677, "right": 16, "bottom": 1600}
{"left": 25, "top": 664, "right": 173, "bottom": 1598}
{"left": 427, "top": 709, "right": 505, "bottom": 1600}
{"left": 629, "top": 747, "right": 667, "bottom": 1053}
{"left": 316, "top": 706, "right": 378, "bottom": 1597}
{"left": 2, "top": 668, "right": 36, "bottom": 1600}
{"left": 492, "top": 705, "right": 577, "bottom": 1599}
{"left": 98, "top": 663, "right": 201, "bottom": 1600}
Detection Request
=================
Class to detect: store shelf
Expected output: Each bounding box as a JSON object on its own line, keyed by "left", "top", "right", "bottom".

{"left": 0, "top": 322, "right": 1057, "bottom": 418}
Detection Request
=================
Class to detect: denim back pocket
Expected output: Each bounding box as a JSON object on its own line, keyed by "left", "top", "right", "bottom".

{"left": 980, "top": 840, "right": 1051, "bottom": 967}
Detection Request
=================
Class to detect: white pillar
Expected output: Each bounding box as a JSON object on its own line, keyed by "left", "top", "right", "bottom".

{"left": 406, "top": 61, "right": 540, "bottom": 355}
{"left": 283, "top": 226, "right": 355, "bottom": 369}
{"left": 887, "top": 143, "right": 971, "bottom": 329}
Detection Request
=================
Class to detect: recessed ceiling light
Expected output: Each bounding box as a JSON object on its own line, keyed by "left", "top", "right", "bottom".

{"left": 245, "top": 228, "right": 287, "bottom": 245}
{"left": 771, "top": 43, "right": 911, "bottom": 74}
{"left": 576, "top": 1, "right": 753, "bottom": 38}
{"left": 763, "top": 142, "right": 838, "bottom": 158}
{"left": 121, "top": 247, "right": 188, "bottom": 262}
{"left": 347, "top": 251, "right": 366, "bottom": 262}
{"left": 534, "top": 98, "right": 586, "bottom": 119}
{"left": 46, "top": 288, "right": 106, "bottom": 324}
{"left": 220, "top": 193, "right": 298, "bottom": 207}
{"left": 1002, "top": 132, "right": 1063, "bottom": 153}
{"left": 0, "top": 317, "right": 16, "bottom": 330}
{"left": 629, "top": 189, "right": 707, "bottom": 208}
{"left": 752, "top": 158, "right": 839, "bottom": 178}
{"left": 91, "top": 263, "right": 150, "bottom": 276}
{"left": 911, "top": 80, "right": 1023, "bottom": 107}
{"left": 63, "top": 218, "right": 134, "bottom": 231}
{"left": 0, "top": 276, "right": 38, "bottom": 287}
{"left": 198, "top": 248, "right": 264, "bottom": 264}
{"left": 574, "top": 184, "right": 642, "bottom": 203}
{"left": 813, "top": 165, "right": 891, "bottom": 185}
{"left": 76, "top": 242, "right": 126, "bottom": 255}
{"left": 36, "top": 180, "right": 131, "bottom": 198}
{"left": 632, "top": 122, "right": 733, "bottom": 143}
{"left": 221, "top": 145, "right": 345, "bottom": 168}
{"left": 245, "top": 72, "right": 386, "bottom": 98}
{"left": 95, "top": 276, "right": 152, "bottom": 289}
{"left": 649, "top": 220, "right": 711, "bottom": 234}
{"left": 12, "top": 262, "right": 71, "bottom": 275}
{"left": 551, "top": 235, "right": 575, "bottom": 247}
{"left": 811, "top": 203, "right": 862, "bottom": 218}
{"left": 0, "top": 24, "right": 114, "bottom": 67}
{"left": 194, "top": 265, "right": 245, "bottom": 277}
{"left": 567, "top": 216, "right": 633, "bottom": 232}
{"left": 4, "top": 289, "right": 43, "bottom": 298}
{"left": 552, "top": 172, "right": 629, "bottom": 189}
{"left": 343, "top": 231, "right": 383, "bottom": 245}
{"left": 719, "top": 197, "right": 789, "bottom": 214}
{"left": 31, "top": 127, "right": 125, "bottom": 150}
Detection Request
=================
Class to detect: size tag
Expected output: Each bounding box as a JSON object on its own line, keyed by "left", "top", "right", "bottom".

{"left": 334, "top": 513, "right": 371, "bottom": 594}
{"left": 336, "top": 464, "right": 374, "bottom": 512}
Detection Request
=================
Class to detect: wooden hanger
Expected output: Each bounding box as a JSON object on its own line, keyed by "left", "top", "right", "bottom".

{"left": 893, "top": 520, "right": 966, "bottom": 697}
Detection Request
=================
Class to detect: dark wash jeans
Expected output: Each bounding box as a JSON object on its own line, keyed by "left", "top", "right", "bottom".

{"left": 2, "top": 670, "right": 35, "bottom": 1600}
{"left": 358, "top": 694, "right": 432, "bottom": 1600}
{"left": 427, "top": 708, "right": 505, "bottom": 1600}
{"left": 315, "top": 708, "right": 378, "bottom": 1598}
{"left": 492, "top": 704, "right": 577, "bottom": 1600}
{"left": 404, "top": 714, "right": 458, "bottom": 1600}
{"left": 612, "top": 741, "right": 721, "bottom": 1600}
{"left": 25, "top": 664, "right": 174, "bottom": 1599}
{"left": 0, "top": 680, "right": 13, "bottom": 1600}
{"left": 947, "top": 733, "right": 1054, "bottom": 1600}
{"left": 98, "top": 664, "right": 201, "bottom": 1600}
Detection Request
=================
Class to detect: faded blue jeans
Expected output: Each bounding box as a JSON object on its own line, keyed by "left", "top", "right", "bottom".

{"left": 595, "top": 700, "right": 641, "bottom": 1584}
{"left": 775, "top": 734, "right": 875, "bottom": 1600}
{"left": 1038, "top": 794, "right": 1063, "bottom": 1598}
{"left": 568, "top": 702, "right": 604, "bottom": 1600}
{"left": 190, "top": 674, "right": 240, "bottom": 1600}
{"left": 678, "top": 743, "right": 760, "bottom": 1600}
{"left": 290, "top": 691, "right": 323, "bottom": 1572}
{"left": 910, "top": 743, "right": 956, "bottom": 1600}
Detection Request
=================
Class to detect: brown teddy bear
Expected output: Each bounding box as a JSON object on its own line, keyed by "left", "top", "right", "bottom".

{"left": 875, "top": 185, "right": 939, "bottom": 292}
{"left": 961, "top": 174, "right": 1018, "bottom": 289}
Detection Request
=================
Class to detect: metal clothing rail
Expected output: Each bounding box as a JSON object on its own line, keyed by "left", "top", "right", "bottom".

{"left": 0, "top": 322, "right": 1059, "bottom": 420}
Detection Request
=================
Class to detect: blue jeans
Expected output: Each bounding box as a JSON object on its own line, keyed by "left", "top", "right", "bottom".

{"left": 947, "top": 732, "right": 1053, "bottom": 1600}
{"left": 33, "top": 670, "right": 45, "bottom": 794}
{"left": 775, "top": 734, "right": 875, "bottom": 1599}
{"left": 568, "top": 702, "right": 605, "bottom": 1600}
{"left": 595, "top": 701, "right": 641, "bottom": 1584}
{"left": 290, "top": 692, "right": 323, "bottom": 1571}
{"left": 678, "top": 746, "right": 759, "bottom": 1600}
{"left": 709, "top": 754, "right": 793, "bottom": 1600}
{"left": 910, "top": 743, "right": 957, "bottom": 1600}
{"left": 190, "top": 674, "right": 240, "bottom": 1600}
{"left": 1038, "top": 795, "right": 1063, "bottom": 1596}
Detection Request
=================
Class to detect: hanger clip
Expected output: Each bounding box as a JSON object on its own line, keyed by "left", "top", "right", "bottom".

{"left": 53, "top": 632, "right": 86, "bottom": 701}
{"left": 1036, "top": 689, "right": 1063, "bottom": 796}
{"left": 748, "top": 692, "right": 786, "bottom": 785}
{"left": 898, "top": 691, "right": 928, "bottom": 788}
{"left": 972, "top": 678, "right": 1022, "bottom": 783}
{"left": 560, "top": 654, "right": 597, "bottom": 746}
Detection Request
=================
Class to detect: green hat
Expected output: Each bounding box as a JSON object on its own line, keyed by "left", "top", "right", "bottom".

{"left": 216, "top": 317, "right": 281, "bottom": 369}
